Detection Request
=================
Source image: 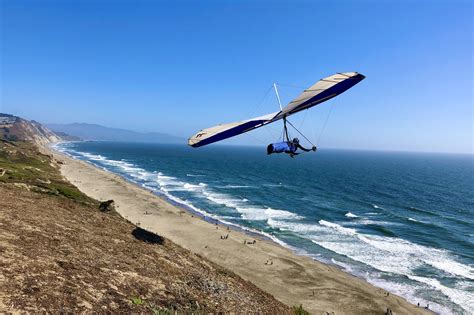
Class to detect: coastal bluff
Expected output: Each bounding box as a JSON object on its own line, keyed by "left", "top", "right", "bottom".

{"left": 0, "top": 137, "right": 290, "bottom": 313}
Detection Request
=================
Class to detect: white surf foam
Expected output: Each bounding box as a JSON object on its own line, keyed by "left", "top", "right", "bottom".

{"left": 203, "top": 191, "right": 246, "bottom": 208}
{"left": 331, "top": 258, "right": 354, "bottom": 273}
{"left": 408, "top": 217, "right": 424, "bottom": 223}
{"left": 343, "top": 219, "right": 397, "bottom": 226}
{"left": 267, "top": 219, "right": 325, "bottom": 234}
{"left": 319, "top": 220, "right": 357, "bottom": 236}
{"left": 407, "top": 275, "right": 474, "bottom": 313}
{"left": 263, "top": 183, "right": 283, "bottom": 187}
{"left": 156, "top": 174, "right": 182, "bottom": 187}
{"left": 368, "top": 277, "right": 453, "bottom": 315}
{"left": 424, "top": 258, "right": 474, "bottom": 280}
{"left": 345, "top": 212, "right": 359, "bottom": 218}
{"left": 183, "top": 183, "right": 205, "bottom": 191}
{"left": 237, "top": 207, "right": 301, "bottom": 221}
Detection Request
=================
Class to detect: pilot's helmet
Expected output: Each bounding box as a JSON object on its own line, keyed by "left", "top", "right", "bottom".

{"left": 293, "top": 137, "right": 300, "bottom": 144}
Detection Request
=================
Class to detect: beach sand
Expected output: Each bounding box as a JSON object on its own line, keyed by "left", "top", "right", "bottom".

{"left": 50, "top": 148, "right": 430, "bottom": 315}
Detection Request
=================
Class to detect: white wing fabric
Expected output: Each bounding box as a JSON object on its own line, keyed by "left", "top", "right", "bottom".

{"left": 188, "top": 72, "right": 365, "bottom": 148}
{"left": 188, "top": 112, "right": 278, "bottom": 148}
{"left": 277, "top": 72, "right": 365, "bottom": 117}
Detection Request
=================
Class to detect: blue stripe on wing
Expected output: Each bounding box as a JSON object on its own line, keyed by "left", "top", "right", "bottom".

{"left": 190, "top": 119, "right": 268, "bottom": 148}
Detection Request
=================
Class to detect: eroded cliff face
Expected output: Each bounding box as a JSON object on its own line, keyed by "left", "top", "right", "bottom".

{"left": 0, "top": 113, "right": 61, "bottom": 145}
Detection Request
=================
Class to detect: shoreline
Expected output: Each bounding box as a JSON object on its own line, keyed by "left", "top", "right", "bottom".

{"left": 47, "top": 144, "right": 430, "bottom": 314}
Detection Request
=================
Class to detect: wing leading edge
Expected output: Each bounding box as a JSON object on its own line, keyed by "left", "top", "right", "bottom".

{"left": 188, "top": 112, "right": 279, "bottom": 148}
{"left": 188, "top": 72, "right": 365, "bottom": 148}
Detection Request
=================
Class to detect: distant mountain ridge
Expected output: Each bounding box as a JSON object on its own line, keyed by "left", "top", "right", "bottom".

{"left": 0, "top": 113, "right": 62, "bottom": 145}
{"left": 46, "top": 123, "right": 184, "bottom": 144}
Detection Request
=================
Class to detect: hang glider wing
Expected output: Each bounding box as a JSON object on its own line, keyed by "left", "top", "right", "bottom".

{"left": 188, "top": 112, "right": 279, "bottom": 148}
{"left": 188, "top": 72, "right": 365, "bottom": 148}
{"left": 275, "top": 72, "right": 365, "bottom": 119}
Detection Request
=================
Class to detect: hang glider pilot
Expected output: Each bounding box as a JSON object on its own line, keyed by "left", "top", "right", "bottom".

{"left": 267, "top": 138, "right": 317, "bottom": 157}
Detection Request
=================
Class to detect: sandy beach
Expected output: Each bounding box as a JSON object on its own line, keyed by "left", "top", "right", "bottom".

{"left": 49, "top": 147, "right": 430, "bottom": 315}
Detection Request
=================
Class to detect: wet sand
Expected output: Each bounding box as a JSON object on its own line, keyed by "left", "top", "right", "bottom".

{"left": 50, "top": 148, "right": 430, "bottom": 315}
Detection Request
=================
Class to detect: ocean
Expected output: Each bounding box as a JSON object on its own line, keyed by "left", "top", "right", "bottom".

{"left": 53, "top": 141, "right": 474, "bottom": 314}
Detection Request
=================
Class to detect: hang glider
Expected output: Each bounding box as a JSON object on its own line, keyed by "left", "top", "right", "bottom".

{"left": 188, "top": 72, "right": 365, "bottom": 148}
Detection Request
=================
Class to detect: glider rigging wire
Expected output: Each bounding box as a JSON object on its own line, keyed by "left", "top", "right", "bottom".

{"left": 316, "top": 99, "right": 336, "bottom": 146}
{"left": 285, "top": 119, "right": 316, "bottom": 147}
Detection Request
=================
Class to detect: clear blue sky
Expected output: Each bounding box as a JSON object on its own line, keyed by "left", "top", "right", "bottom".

{"left": 1, "top": 0, "right": 472, "bottom": 153}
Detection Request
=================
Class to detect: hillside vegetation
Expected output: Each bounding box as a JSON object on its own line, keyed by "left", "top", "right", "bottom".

{"left": 0, "top": 140, "right": 93, "bottom": 203}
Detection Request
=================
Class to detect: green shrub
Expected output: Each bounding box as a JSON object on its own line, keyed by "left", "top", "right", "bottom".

{"left": 293, "top": 304, "right": 310, "bottom": 315}
{"left": 131, "top": 296, "right": 143, "bottom": 305}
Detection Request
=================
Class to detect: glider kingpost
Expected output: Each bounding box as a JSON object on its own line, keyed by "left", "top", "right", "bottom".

{"left": 188, "top": 72, "right": 365, "bottom": 148}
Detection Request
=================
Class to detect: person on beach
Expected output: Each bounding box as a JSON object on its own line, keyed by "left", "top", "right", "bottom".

{"left": 267, "top": 137, "right": 316, "bottom": 157}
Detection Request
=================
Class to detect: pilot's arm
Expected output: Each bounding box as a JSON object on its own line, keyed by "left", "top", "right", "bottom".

{"left": 296, "top": 143, "right": 317, "bottom": 152}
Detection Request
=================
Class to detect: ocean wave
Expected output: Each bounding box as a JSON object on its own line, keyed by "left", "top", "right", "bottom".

{"left": 199, "top": 189, "right": 299, "bottom": 223}
{"left": 407, "top": 206, "right": 439, "bottom": 217}
{"left": 156, "top": 174, "right": 182, "bottom": 187}
{"left": 319, "top": 220, "right": 357, "bottom": 236}
{"left": 237, "top": 207, "right": 302, "bottom": 221}
{"left": 424, "top": 258, "right": 474, "bottom": 280}
{"left": 344, "top": 219, "right": 396, "bottom": 226}
{"left": 367, "top": 224, "right": 397, "bottom": 237}
{"left": 407, "top": 275, "right": 474, "bottom": 313}
{"left": 262, "top": 183, "right": 284, "bottom": 187}
{"left": 202, "top": 191, "right": 247, "bottom": 208}
{"left": 330, "top": 258, "right": 354, "bottom": 273}
{"left": 343, "top": 219, "right": 397, "bottom": 236}
{"left": 183, "top": 183, "right": 206, "bottom": 191}
{"left": 217, "top": 185, "right": 256, "bottom": 189}
{"left": 368, "top": 277, "right": 452, "bottom": 315}
{"left": 267, "top": 219, "right": 325, "bottom": 234}
{"left": 345, "top": 212, "right": 359, "bottom": 218}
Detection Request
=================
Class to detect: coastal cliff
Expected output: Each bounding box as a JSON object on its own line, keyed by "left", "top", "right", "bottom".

{"left": 0, "top": 113, "right": 62, "bottom": 145}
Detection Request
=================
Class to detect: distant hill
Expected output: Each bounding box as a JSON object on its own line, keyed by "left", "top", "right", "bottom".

{"left": 0, "top": 113, "right": 63, "bottom": 145}
{"left": 46, "top": 123, "right": 184, "bottom": 144}
{"left": 52, "top": 131, "right": 82, "bottom": 141}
